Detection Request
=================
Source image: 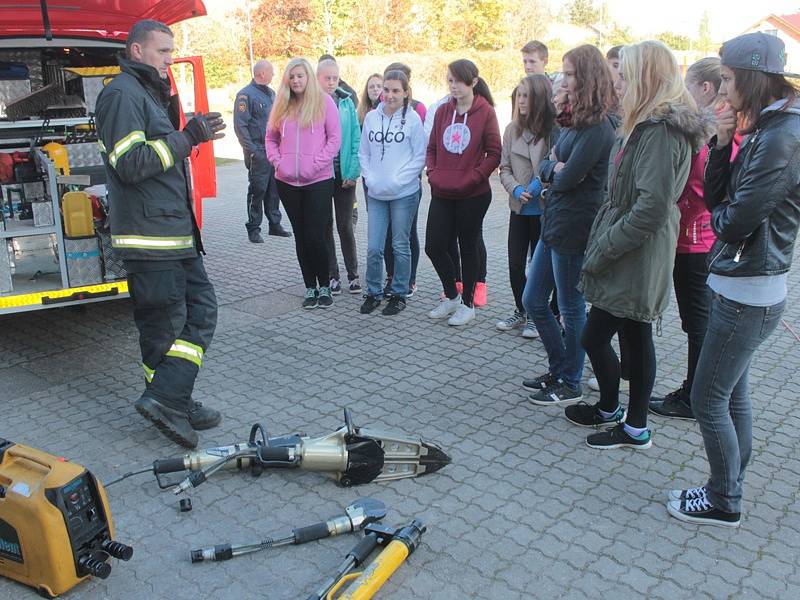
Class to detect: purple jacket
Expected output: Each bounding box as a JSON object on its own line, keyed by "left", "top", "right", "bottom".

{"left": 266, "top": 93, "right": 341, "bottom": 186}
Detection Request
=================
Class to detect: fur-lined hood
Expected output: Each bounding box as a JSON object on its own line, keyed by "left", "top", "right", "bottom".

{"left": 645, "top": 102, "right": 714, "bottom": 154}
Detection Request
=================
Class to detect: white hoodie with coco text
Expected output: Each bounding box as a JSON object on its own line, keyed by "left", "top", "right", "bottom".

{"left": 358, "top": 102, "right": 426, "bottom": 201}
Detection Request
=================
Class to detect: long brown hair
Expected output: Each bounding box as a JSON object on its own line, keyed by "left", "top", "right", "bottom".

{"left": 562, "top": 45, "right": 616, "bottom": 128}
{"left": 357, "top": 73, "right": 382, "bottom": 125}
{"left": 729, "top": 68, "right": 798, "bottom": 133}
{"left": 512, "top": 74, "right": 554, "bottom": 141}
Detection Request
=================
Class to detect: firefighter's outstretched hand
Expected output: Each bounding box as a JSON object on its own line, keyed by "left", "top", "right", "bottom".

{"left": 184, "top": 112, "right": 226, "bottom": 146}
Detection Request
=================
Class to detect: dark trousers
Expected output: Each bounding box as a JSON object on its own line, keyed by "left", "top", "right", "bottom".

{"left": 124, "top": 255, "right": 217, "bottom": 411}
{"left": 325, "top": 177, "right": 359, "bottom": 281}
{"left": 278, "top": 178, "right": 334, "bottom": 289}
{"left": 445, "top": 224, "right": 485, "bottom": 283}
{"left": 425, "top": 192, "right": 491, "bottom": 307}
{"left": 508, "top": 212, "right": 542, "bottom": 312}
{"left": 245, "top": 150, "right": 282, "bottom": 233}
{"left": 582, "top": 306, "right": 655, "bottom": 428}
{"left": 673, "top": 252, "right": 711, "bottom": 389}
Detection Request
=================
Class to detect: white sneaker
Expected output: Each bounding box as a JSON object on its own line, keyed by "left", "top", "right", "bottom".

{"left": 448, "top": 304, "right": 475, "bottom": 326}
{"left": 496, "top": 310, "right": 525, "bottom": 331}
{"left": 587, "top": 376, "right": 629, "bottom": 392}
{"left": 522, "top": 321, "right": 539, "bottom": 339}
{"left": 429, "top": 295, "right": 462, "bottom": 319}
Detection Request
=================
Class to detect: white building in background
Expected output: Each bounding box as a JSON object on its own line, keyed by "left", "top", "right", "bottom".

{"left": 744, "top": 13, "right": 800, "bottom": 73}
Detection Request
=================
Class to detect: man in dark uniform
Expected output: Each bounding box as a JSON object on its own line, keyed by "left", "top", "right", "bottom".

{"left": 95, "top": 19, "right": 225, "bottom": 448}
{"left": 234, "top": 60, "right": 290, "bottom": 243}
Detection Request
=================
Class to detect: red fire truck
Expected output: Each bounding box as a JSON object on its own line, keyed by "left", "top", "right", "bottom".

{"left": 0, "top": 1, "right": 216, "bottom": 314}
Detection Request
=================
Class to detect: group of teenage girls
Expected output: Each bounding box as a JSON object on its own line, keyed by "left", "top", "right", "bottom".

{"left": 264, "top": 32, "right": 800, "bottom": 528}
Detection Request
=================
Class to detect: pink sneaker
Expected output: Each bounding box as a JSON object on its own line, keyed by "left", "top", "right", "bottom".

{"left": 473, "top": 282, "right": 487, "bottom": 307}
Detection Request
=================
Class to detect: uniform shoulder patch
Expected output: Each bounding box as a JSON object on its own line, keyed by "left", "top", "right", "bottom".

{"left": 238, "top": 101, "right": 247, "bottom": 112}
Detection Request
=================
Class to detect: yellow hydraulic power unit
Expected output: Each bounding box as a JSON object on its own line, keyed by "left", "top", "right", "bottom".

{"left": 0, "top": 438, "right": 132, "bottom": 598}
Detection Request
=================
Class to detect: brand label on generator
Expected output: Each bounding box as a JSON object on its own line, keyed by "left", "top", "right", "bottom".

{"left": 0, "top": 519, "right": 23, "bottom": 563}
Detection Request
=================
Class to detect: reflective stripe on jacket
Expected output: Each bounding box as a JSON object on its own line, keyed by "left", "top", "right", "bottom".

{"left": 95, "top": 58, "right": 199, "bottom": 261}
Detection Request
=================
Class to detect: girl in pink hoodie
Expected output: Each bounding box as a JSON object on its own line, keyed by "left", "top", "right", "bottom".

{"left": 266, "top": 58, "right": 342, "bottom": 309}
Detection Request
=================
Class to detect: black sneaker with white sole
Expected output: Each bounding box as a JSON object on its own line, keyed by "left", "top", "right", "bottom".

{"left": 529, "top": 380, "right": 582, "bottom": 405}
{"left": 565, "top": 402, "right": 625, "bottom": 427}
{"left": 649, "top": 387, "right": 695, "bottom": 420}
{"left": 302, "top": 288, "right": 318, "bottom": 309}
{"left": 586, "top": 423, "right": 651, "bottom": 449}
{"left": 668, "top": 486, "right": 707, "bottom": 502}
{"left": 360, "top": 295, "right": 381, "bottom": 314}
{"left": 667, "top": 495, "right": 741, "bottom": 528}
{"left": 522, "top": 372, "right": 558, "bottom": 392}
{"left": 382, "top": 295, "right": 406, "bottom": 316}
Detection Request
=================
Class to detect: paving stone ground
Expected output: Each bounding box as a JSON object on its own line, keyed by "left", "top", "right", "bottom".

{"left": 2, "top": 162, "right": 800, "bottom": 599}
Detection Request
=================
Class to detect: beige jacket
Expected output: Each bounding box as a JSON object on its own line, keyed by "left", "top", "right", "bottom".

{"left": 499, "top": 124, "right": 548, "bottom": 214}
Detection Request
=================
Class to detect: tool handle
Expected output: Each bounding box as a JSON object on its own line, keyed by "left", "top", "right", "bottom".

{"left": 338, "top": 540, "right": 410, "bottom": 600}
{"left": 327, "top": 572, "right": 361, "bottom": 600}
{"left": 257, "top": 446, "right": 292, "bottom": 462}
{"left": 153, "top": 457, "right": 186, "bottom": 474}
{"left": 293, "top": 522, "right": 330, "bottom": 544}
{"left": 349, "top": 534, "right": 379, "bottom": 566}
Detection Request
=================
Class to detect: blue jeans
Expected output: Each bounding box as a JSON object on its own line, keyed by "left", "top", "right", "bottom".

{"left": 522, "top": 241, "right": 586, "bottom": 388}
{"left": 366, "top": 193, "right": 419, "bottom": 298}
{"left": 691, "top": 292, "right": 785, "bottom": 513}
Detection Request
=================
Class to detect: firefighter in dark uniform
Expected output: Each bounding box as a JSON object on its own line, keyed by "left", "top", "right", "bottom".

{"left": 95, "top": 20, "right": 226, "bottom": 448}
{"left": 234, "top": 60, "right": 291, "bottom": 242}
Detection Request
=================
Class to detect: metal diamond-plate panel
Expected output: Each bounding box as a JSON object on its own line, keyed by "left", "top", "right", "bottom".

{"left": 65, "top": 142, "right": 103, "bottom": 168}
{"left": 64, "top": 236, "right": 102, "bottom": 287}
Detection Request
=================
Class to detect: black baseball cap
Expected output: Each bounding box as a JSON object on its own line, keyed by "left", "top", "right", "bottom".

{"left": 720, "top": 32, "right": 799, "bottom": 78}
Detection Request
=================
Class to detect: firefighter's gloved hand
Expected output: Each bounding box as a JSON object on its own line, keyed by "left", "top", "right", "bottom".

{"left": 184, "top": 112, "right": 226, "bottom": 146}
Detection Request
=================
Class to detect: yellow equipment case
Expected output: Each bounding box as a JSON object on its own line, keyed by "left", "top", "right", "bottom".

{"left": 0, "top": 438, "right": 131, "bottom": 598}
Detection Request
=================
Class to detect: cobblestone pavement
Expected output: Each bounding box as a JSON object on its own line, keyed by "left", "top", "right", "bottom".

{"left": 2, "top": 163, "right": 800, "bottom": 600}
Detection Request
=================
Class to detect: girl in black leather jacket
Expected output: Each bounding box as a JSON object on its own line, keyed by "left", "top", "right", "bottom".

{"left": 667, "top": 32, "right": 800, "bottom": 528}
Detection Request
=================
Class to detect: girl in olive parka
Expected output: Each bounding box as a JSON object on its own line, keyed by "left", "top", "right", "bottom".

{"left": 569, "top": 41, "right": 710, "bottom": 449}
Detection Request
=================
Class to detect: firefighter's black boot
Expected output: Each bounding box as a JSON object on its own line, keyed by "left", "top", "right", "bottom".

{"left": 135, "top": 392, "right": 198, "bottom": 448}
{"left": 187, "top": 401, "right": 222, "bottom": 430}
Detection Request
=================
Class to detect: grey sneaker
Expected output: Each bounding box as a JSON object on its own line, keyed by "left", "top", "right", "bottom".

{"left": 496, "top": 310, "right": 525, "bottom": 331}
{"left": 522, "top": 321, "right": 539, "bottom": 339}
{"left": 330, "top": 278, "right": 342, "bottom": 296}
{"left": 348, "top": 278, "right": 362, "bottom": 294}
{"left": 529, "top": 379, "right": 582, "bottom": 406}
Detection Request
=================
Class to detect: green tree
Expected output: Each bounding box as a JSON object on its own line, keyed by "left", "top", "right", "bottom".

{"left": 656, "top": 31, "right": 691, "bottom": 51}
{"left": 697, "top": 11, "right": 712, "bottom": 54}
{"left": 466, "top": 0, "right": 507, "bottom": 50}
{"left": 566, "top": 0, "right": 599, "bottom": 28}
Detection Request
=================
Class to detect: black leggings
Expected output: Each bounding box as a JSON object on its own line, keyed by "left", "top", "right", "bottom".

{"left": 508, "top": 212, "right": 541, "bottom": 311}
{"left": 425, "top": 193, "right": 491, "bottom": 307}
{"left": 447, "top": 224, "right": 486, "bottom": 283}
{"left": 582, "top": 306, "right": 655, "bottom": 428}
{"left": 278, "top": 178, "right": 334, "bottom": 289}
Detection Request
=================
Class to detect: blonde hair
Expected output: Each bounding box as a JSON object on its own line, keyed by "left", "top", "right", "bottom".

{"left": 620, "top": 41, "right": 697, "bottom": 139}
{"left": 268, "top": 58, "right": 326, "bottom": 130}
